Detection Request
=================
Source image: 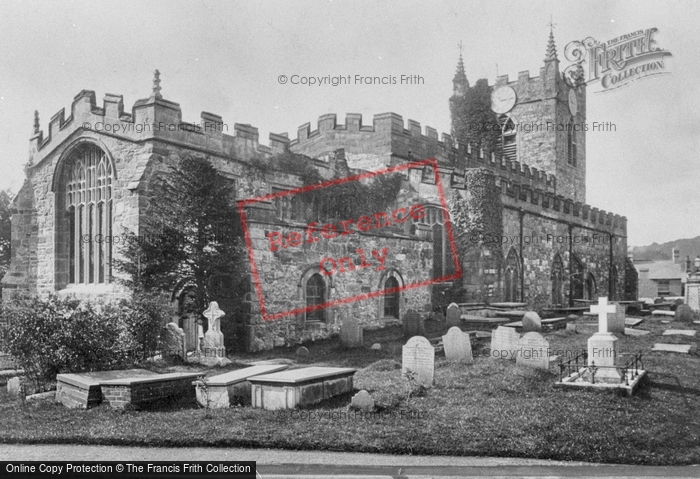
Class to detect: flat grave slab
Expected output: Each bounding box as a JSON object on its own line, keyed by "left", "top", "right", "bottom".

{"left": 498, "top": 310, "right": 528, "bottom": 318}
{"left": 695, "top": 321, "right": 700, "bottom": 325}
{"left": 194, "top": 364, "right": 288, "bottom": 408}
{"left": 625, "top": 318, "right": 644, "bottom": 327}
{"left": 489, "top": 302, "right": 527, "bottom": 309}
{"left": 652, "top": 310, "right": 675, "bottom": 317}
{"left": 461, "top": 315, "right": 511, "bottom": 330}
{"left": 100, "top": 372, "right": 204, "bottom": 410}
{"left": 662, "top": 329, "right": 697, "bottom": 337}
{"left": 504, "top": 321, "right": 522, "bottom": 328}
{"left": 625, "top": 328, "right": 650, "bottom": 337}
{"left": 542, "top": 317, "right": 568, "bottom": 330}
{"left": 249, "top": 367, "right": 356, "bottom": 410}
{"left": 56, "top": 369, "right": 156, "bottom": 409}
{"left": 651, "top": 344, "right": 691, "bottom": 354}
{"left": 555, "top": 368, "right": 647, "bottom": 396}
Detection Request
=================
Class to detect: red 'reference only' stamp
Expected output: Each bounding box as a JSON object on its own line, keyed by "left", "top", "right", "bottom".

{"left": 237, "top": 158, "right": 461, "bottom": 321}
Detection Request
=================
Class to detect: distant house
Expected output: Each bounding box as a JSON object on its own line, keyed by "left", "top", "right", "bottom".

{"left": 633, "top": 248, "right": 688, "bottom": 299}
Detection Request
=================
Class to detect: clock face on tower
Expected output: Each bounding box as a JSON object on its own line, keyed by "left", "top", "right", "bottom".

{"left": 491, "top": 86, "right": 517, "bottom": 114}
{"left": 568, "top": 89, "right": 578, "bottom": 116}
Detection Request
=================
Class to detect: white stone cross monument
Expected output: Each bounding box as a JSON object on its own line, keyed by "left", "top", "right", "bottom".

{"left": 202, "top": 301, "right": 226, "bottom": 357}
{"left": 587, "top": 297, "right": 622, "bottom": 383}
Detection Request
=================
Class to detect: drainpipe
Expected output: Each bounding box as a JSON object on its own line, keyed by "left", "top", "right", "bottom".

{"left": 568, "top": 223, "right": 574, "bottom": 307}
{"left": 519, "top": 208, "right": 525, "bottom": 302}
{"left": 609, "top": 230, "right": 615, "bottom": 299}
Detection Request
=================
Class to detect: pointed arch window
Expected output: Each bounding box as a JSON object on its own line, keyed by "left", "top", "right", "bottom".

{"left": 552, "top": 255, "right": 564, "bottom": 306}
{"left": 305, "top": 273, "right": 326, "bottom": 322}
{"left": 504, "top": 249, "right": 520, "bottom": 302}
{"left": 498, "top": 115, "right": 517, "bottom": 162}
{"left": 383, "top": 276, "right": 400, "bottom": 318}
{"left": 65, "top": 144, "right": 113, "bottom": 285}
{"left": 413, "top": 205, "right": 457, "bottom": 279}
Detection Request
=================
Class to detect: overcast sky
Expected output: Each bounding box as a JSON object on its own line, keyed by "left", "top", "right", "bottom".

{"left": 0, "top": 0, "right": 697, "bottom": 247}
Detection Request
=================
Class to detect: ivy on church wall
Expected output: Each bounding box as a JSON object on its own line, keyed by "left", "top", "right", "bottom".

{"left": 450, "top": 78, "right": 501, "bottom": 155}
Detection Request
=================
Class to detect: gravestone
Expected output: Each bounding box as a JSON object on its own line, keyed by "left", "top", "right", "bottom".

{"left": 296, "top": 346, "right": 310, "bottom": 357}
{"left": 350, "top": 390, "right": 374, "bottom": 411}
{"left": 489, "top": 326, "right": 521, "bottom": 360}
{"left": 608, "top": 303, "right": 626, "bottom": 334}
{"left": 402, "top": 336, "right": 435, "bottom": 388}
{"left": 340, "top": 316, "right": 363, "bottom": 348}
{"left": 370, "top": 343, "right": 381, "bottom": 350}
{"left": 446, "top": 303, "right": 461, "bottom": 327}
{"left": 181, "top": 314, "right": 198, "bottom": 352}
{"left": 685, "top": 280, "right": 700, "bottom": 312}
{"left": 566, "top": 323, "right": 577, "bottom": 333}
{"left": 7, "top": 377, "right": 20, "bottom": 397}
{"left": 403, "top": 309, "right": 425, "bottom": 337}
{"left": 515, "top": 332, "right": 550, "bottom": 370}
{"left": 162, "top": 322, "right": 187, "bottom": 360}
{"left": 675, "top": 304, "right": 693, "bottom": 323}
{"left": 588, "top": 297, "right": 622, "bottom": 383}
{"left": 202, "top": 302, "right": 226, "bottom": 357}
{"left": 521, "top": 311, "right": 542, "bottom": 332}
{"left": 442, "top": 327, "right": 473, "bottom": 363}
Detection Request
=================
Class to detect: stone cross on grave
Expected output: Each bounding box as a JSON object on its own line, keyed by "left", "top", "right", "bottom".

{"left": 590, "top": 296, "right": 616, "bottom": 333}
{"left": 203, "top": 301, "right": 225, "bottom": 333}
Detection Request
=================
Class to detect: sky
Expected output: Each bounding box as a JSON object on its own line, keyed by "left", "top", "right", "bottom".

{"left": 0, "top": 0, "right": 698, "bottom": 247}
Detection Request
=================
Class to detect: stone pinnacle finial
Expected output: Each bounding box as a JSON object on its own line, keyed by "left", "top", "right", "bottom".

{"left": 151, "top": 69, "right": 162, "bottom": 100}
{"left": 33, "top": 110, "right": 40, "bottom": 134}
{"left": 545, "top": 18, "right": 558, "bottom": 61}
{"left": 453, "top": 43, "right": 469, "bottom": 95}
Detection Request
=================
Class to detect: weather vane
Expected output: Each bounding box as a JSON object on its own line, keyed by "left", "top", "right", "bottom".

{"left": 547, "top": 15, "right": 557, "bottom": 33}
{"left": 458, "top": 40, "right": 464, "bottom": 55}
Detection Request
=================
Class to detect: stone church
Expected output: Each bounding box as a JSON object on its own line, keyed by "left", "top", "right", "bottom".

{"left": 3, "top": 33, "right": 633, "bottom": 352}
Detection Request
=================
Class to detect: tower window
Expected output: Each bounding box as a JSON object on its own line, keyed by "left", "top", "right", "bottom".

{"left": 305, "top": 273, "right": 326, "bottom": 322}
{"left": 498, "top": 115, "right": 517, "bottom": 162}
{"left": 567, "top": 118, "right": 577, "bottom": 166}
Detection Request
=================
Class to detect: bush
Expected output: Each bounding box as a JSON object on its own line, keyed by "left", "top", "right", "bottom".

{"left": 3, "top": 293, "right": 167, "bottom": 388}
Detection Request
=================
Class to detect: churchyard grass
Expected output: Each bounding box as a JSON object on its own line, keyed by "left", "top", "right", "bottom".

{"left": 0, "top": 319, "right": 698, "bottom": 465}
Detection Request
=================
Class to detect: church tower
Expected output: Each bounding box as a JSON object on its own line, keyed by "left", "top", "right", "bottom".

{"left": 490, "top": 29, "right": 587, "bottom": 202}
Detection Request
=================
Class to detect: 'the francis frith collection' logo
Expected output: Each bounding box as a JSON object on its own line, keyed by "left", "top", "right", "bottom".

{"left": 563, "top": 28, "right": 672, "bottom": 92}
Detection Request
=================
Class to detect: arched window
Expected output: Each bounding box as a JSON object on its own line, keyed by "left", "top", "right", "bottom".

{"left": 499, "top": 115, "right": 517, "bottom": 162}
{"left": 413, "top": 205, "right": 457, "bottom": 279}
{"left": 567, "top": 118, "right": 577, "bottom": 166}
{"left": 570, "top": 254, "right": 584, "bottom": 301}
{"left": 610, "top": 265, "right": 619, "bottom": 301}
{"left": 551, "top": 254, "right": 564, "bottom": 306}
{"left": 504, "top": 248, "right": 520, "bottom": 302}
{"left": 383, "top": 276, "right": 400, "bottom": 318}
{"left": 305, "top": 273, "right": 326, "bottom": 322}
{"left": 585, "top": 273, "right": 597, "bottom": 300}
{"left": 64, "top": 143, "right": 113, "bottom": 285}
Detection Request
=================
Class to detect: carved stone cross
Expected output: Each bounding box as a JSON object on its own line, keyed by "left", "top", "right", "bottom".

{"left": 203, "top": 301, "right": 225, "bottom": 332}
{"left": 590, "top": 296, "right": 616, "bottom": 333}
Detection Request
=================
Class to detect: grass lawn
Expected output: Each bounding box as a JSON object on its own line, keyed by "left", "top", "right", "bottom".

{"left": 1, "top": 317, "right": 699, "bottom": 465}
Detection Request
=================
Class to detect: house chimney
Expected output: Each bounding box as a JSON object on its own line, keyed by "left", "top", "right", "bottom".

{"left": 672, "top": 248, "right": 679, "bottom": 263}
{"left": 686, "top": 255, "right": 692, "bottom": 273}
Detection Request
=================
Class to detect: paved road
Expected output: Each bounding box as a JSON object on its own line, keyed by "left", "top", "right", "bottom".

{"left": 1, "top": 444, "right": 697, "bottom": 478}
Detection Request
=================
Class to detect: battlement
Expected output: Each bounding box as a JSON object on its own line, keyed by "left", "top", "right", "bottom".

{"left": 28, "top": 89, "right": 290, "bottom": 168}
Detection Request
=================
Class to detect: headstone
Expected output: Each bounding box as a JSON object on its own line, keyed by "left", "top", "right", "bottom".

{"left": 402, "top": 309, "right": 425, "bottom": 337}
{"left": 370, "top": 343, "right": 381, "bottom": 350}
{"left": 588, "top": 297, "right": 622, "bottom": 383}
{"left": 181, "top": 314, "right": 198, "bottom": 352}
{"left": 685, "top": 280, "right": 700, "bottom": 312}
{"left": 608, "top": 303, "right": 626, "bottom": 334}
{"left": 350, "top": 390, "right": 374, "bottom": 411}
{"left": 489, "top": 326, "right": 521, "bottom": 360}
{"left": 515, "top": 332, "right": 550, "bottom": 370}
{"left": 675, "top": 304, "right": 693, "bottom": 323}
{"left": 624, "top": 328, "right": 650, "bottom": 337}
{"left": 296, "top": 346, "right": 309, "bottom": 357}
{"left": 442, "top": 327, "right": 473, "bottom": 363}
{"left": 402, "top": 336, "right": 435, "bottom": 388}
{"left": 202, "top": 302, "right": 226, "bottom": 357}
{"left": 446, "top": 303, "right": 461, "bottom": 327}
{"left": 521, "top": 311, "right": 542, "bottom": 332}
{"left": 162, "top": 322, "right": 187, "bottom": 360}
{"left": 7, "top": 377, "right": 20, "bottom": 397}
{"left": 566, "top": 323, "right": 577, "bottom": 333}
{"left": 340, "top": 316, "right": 363, "bottom": 348}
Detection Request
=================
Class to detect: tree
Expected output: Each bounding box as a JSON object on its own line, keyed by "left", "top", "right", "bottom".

{"left": 114, "top": 156, "right": 247, "bottom": 317}
{"left": 0, "top": 189, "right": 12, "bottom": 284}
{"left": 451, "top": 79, "right": 501, "bottom": 156}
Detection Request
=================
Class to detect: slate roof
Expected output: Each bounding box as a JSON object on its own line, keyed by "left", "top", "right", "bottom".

{"left": 634, "top": 260, "right": 688, "bottom": 281}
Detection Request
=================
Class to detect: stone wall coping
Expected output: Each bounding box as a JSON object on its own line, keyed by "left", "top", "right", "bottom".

{"left": 56, "top": 369, "right": 156, "bottom": 389}
{"left": 196, "top": 365, "right": 288, "bottom": 387}
{"left": 247, "top": 366, "right": 356, "bottom": 386}
{"left": 100, "top": 371, "right": 204, "bottom": 386}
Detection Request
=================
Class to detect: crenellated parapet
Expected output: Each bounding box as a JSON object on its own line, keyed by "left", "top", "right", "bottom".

{"left": 28, "top": 80, "right": 291, "bottom": 169}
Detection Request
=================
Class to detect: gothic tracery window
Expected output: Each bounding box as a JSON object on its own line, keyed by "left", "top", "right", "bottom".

{"left": 65, "top": 144, "right": 113, "bottom": 285}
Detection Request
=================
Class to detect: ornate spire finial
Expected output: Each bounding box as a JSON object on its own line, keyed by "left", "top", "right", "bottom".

{"left": 33, "top": 110, "right": 40, "bottom": 134}
{"left": 452, "top": 47, "right": 469, "bottom": 96}
{"left": 545, "top": 19, "right": 558, "bottom": 61}
{"left": 151, "top": 69, "right": 162, "bottom": 99}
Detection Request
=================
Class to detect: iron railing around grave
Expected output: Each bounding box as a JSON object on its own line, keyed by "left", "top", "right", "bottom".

{"left": 558, "top": 351, "right": 644, "bottom": 386}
